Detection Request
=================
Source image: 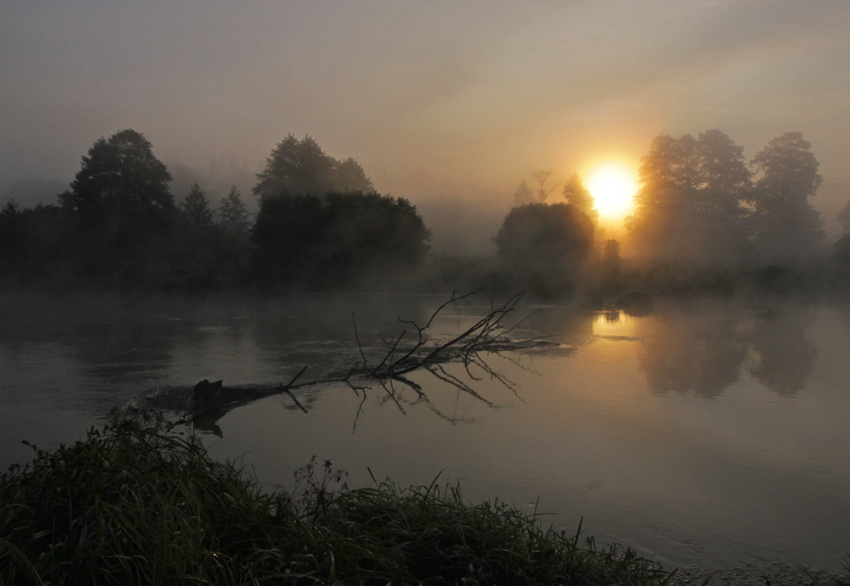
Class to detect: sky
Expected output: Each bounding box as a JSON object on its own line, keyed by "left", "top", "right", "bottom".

{"left": 2, "top": 0, "right": 849, "bottom": 231}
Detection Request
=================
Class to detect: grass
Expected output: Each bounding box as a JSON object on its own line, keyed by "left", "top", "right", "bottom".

{"left": 0, "top": 411, "right": 679, "bottom": 586}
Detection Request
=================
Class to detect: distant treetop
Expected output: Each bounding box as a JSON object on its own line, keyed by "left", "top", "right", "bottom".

{"left": 59, "top": 129, "right": 174, "bottom": 220}
{"left": 253, "top": 135, "right": 374, "bottom": 199}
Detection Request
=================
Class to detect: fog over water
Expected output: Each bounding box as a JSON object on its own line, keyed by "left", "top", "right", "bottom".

{"left": 2, "top": 1, "right": 850, "bottom": 243}
{"left": 1, "top": 292, "right": 849, "bottom": 570}
{"left": 3, "top": 2, "right": 850, "bottom": 576}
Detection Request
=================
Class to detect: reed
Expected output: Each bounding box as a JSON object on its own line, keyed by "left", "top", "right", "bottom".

{"left": 0, "top": 411, "right": 678, "bottom": 585}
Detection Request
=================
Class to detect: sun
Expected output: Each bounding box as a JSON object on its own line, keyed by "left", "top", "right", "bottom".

{"left": 586, "top": 165, "right": 636, "bottom": 220}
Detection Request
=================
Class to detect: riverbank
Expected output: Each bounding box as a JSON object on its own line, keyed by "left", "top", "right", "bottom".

{"left": 2, "top": 411, "right": 847, "bottom": 586}
{"left": 671, "top": 562, "right": 848, "bottom": 586}
{"left": 0, "top": 411, "right": 671, "bottom": 585}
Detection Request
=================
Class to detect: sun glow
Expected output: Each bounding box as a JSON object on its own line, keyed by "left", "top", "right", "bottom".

{"left": 586, "top": 165, "right": 636, "bottom": 220}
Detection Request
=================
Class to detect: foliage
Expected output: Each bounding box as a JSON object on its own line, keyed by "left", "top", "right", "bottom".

{"left": 837, "top": 198, "right": 850, "bottom": 234}
{"left": 0, "top": 200, "right": 23, "bottom": 250}
{"left": 602, "top": 239, "right": 621, "bottom": 274}
{"left": 0, "top": 412, "right": 675, "bottom": 585}
{"left": 531, "top": 168, "right": 559, "bottom": 203}
{"left": 563, "top": 173, "right": 599, "bottom": 226}
{"left": 217, "top": 186, "right": 251, "bottom": 238}
{"left": 180, "top": 182, "right": 214, "bottom": 228}
{"left": 59, "top": 129, "right": 174, "bottom": 222}
{"left": 251, "top": 191, "right": 430, "bottom": 286}
{"left": 749, "top": 131, "right": 824, "bottom": 257}
{"left": 493, "top": 203, "right": 594, "bottom": 299}
{"left": 511, "top": 180, "right": 535, "bottom": 207}
{"left": 253, "top": 135, "right": 374, "bottom": 200}
{"left": 495, "top": 202, "right": 594, "bottom": 269}
{"left": 626, "top": 129, "right": 752, "bottom": 261}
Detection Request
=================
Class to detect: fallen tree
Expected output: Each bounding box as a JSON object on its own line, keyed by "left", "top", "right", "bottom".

{"left": 140, "top": 292, "right": 557, "bottom": 433}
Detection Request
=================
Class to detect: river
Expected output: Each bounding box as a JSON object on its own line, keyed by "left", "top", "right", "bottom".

{"left": 1, "top": 290, "right": 848, "bottom": 571}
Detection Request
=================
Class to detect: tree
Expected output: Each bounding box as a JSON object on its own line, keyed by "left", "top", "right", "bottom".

{"left": 218, "top": 186, "right": 251, "bottom": 238}
{"left": 0, "top": 200, "right": 24, "bottom": 251}
{"left": 837, "top": 198, "right": 850, "bottom": 234}
{"left": 511, "top": 180, "right": 535, "bottom": 207}
{"left": 602, "top": 239, "right": 621, "bottom": 275}
{"left": 625, "top": 134, "right": 699, "bottom": 258}
{"left": 253, "top": 135, "right": 373, "bottom": 200}
{"left": 59, "top": 129, "right": 173, "bottom": 221}
{"left": 626, "top": 130, "right": 752, "bottom": 260}
{"left": 562, "top": 173, "right": 599, "bottom": 226}
{"left": 494, "top": 203, "right": 594, "bottom": 269}
{"left": 749, "top": 131, "right": 823, "bottom": 257}
{"left": 181, "top": 182, "right": 214, "bottom": 228}
{"left": 251, "top": 192, "right": 430, "bottom": 285}
{"left": 531, "top": 169, "right": 559, "bottom": 203}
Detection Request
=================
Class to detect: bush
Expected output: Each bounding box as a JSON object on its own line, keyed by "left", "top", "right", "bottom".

{"left": 493, "top": 203, "right": 594, "bottom": 299}
{"left": 0, "top": 412, "right": 674, "bottom": 585}
{"left": 252, "top": 192, "right": 430, "bottom": 286}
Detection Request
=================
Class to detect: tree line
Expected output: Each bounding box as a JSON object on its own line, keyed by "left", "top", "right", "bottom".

{"left": 0, "top": 130, "right": 429, "bottom": 289}
{"left": 0, "top": 127, "right": 846, "bottom": 296}
{"left": 627, "top": 129, "right": 826, "bottom": 261}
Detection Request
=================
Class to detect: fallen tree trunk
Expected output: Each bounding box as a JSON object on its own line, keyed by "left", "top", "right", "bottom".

{"left": 140, "top": 291, "right": 557, "bottom": 433}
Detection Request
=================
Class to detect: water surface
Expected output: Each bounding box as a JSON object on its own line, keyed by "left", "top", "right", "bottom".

{"left": 1, "top": 292, "right": 848, "bottom": 570}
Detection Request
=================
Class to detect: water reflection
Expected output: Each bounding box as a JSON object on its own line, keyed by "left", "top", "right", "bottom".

{"left": 629, "top": 303, "right": 817, "bottom": 398}
{"left": 636, "top": 307, "right": 748, "bottom": 398}
{"left": 2, "top": 293, "right": 847, "bottom": 571}
{"left": 747, "top": 308, "right": 817, "bottom": 396}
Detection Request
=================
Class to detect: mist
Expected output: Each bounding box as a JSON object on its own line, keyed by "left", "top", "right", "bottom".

{"left": 5, "top": 2, "right": 850, "bottom": 581}
{"left": 2, "top": 1, "right": 850, "bottom": 211}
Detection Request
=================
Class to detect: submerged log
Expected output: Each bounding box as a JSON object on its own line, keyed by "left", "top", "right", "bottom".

{"left": 192, "top": 379, "right": 223, "bottom": 402}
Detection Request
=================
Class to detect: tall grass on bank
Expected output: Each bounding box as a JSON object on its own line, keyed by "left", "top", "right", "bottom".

{"left": 0, "top": 412, "right": 675, "bottom": 585}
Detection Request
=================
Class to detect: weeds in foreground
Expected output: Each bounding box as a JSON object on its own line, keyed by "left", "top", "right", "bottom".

{"left": 0, "top": 411, "right": 676, "bottom": 585}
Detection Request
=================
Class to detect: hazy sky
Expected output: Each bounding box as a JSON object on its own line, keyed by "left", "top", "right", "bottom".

{"left": 2, "top": 0, "right": 849, "bottom": 205}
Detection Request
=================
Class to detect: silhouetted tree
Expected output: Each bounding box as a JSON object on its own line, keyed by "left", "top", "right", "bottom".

{"left": 181, "top": 182, "right": 214, "bottom": 228}
{"left": 602, "top": 239, "right": 621, "bottom": 275}
{"left": 0, "top": 200, "right": 24, "bottom": 254}
{"left": 168, "top": 162, "right": 203, "bottom": 202}
{"left": 531, "top": 169, "right": 559, "bottom": 203}
{"left": 334, "top": 157, "right": 375, "bottom": 192}
{"left": 218, "top": 186, "right": 251, "bottom": 238}
{"left": 59, "top": 129, "right": 174, "bottom": 221}
{"left": 626, "top": 134, "right": 699, "bottom": 259}
{"left": 562, "top": 173, "right": 599, "bottom": 226}
{"left": 511, "top": 180, "right": 535, "bottom": 207}
{"left": 253, "top": 135, "right": 373, "bottom": 200}
{"left": 54, "top": 129, "right": 175, "bottom": 283}
{"left": 495, "top": 203, "right": 594, "bottom": 269}
{"left": 835, "top": 198, "right": 850, "bottom": 261}
{"left": 749, "top": 131, "right": 823, "bottom": 257}
{"left": 252, "top": 192, "right": 429, "bottom": 286}
{"left": 694, "top": 129, "right": 752, "bottom": 252}
{"left": 837, "top": 198, "right": 850, "bottom": 234}
{"left": 626, "top": 130, "right": 752, "bottom": 260}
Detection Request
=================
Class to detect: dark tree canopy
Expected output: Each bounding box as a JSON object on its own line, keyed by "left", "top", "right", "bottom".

{"left": 251, "top": 192, "right": 430, "bottom": 285}
{"left": 59, "top": 129, "right": 174, "bottom": 220}
{"left": 749, "top": 131, "right": 823, "bottom": 257}
{"left": 562, "top": 173, "right": 599, "bottom": 226}
{"left": 494, "top": 203, "right": 594, "bottom": 269}
{"left": 253, "top": 135, "right": 374, "bottom": 199}
{"left": 626, "top": 130, "right": 752, "bottom": 261}
{"left": 181, "top": 182, "right": 214, "bottom": 228}
{"left": 218, "top": 186, "right": 251, "bottom": 238}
